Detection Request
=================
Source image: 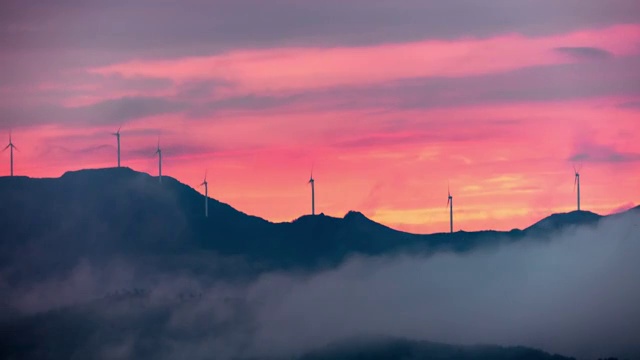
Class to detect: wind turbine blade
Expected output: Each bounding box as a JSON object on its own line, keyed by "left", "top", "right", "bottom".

{"left": 12, "top": 144, "right": 18, "bottom": 152}
{"left": 2, "top": 144, "right": 9, "bottom": 152}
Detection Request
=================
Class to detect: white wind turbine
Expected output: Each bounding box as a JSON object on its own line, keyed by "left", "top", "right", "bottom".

{"left": 155, "top": 139, "right": 163, "bottom": 183}
{"left": 112, "top": 126, "right": 121, "bottom": 168}
{"left": 3, "top": 132, "right": 18, "bottom": 177}
{"left": 308, "top": 168, "right": 315, "bottom": 216}
{"left": 200, "top": 171, "right": 209, "bottom": 217}
{"left": 574, "top": 165, "right": 581, "bottom": 211}
{"left": 447, "top": 183, "right": 453, "bottom": 233}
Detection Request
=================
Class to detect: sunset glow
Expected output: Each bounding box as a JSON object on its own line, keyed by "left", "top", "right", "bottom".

{"left": 2, "top": 1, "right": 639, "bottom": 233}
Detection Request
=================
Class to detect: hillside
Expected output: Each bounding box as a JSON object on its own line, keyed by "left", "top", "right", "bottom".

{"left": 0, "top": 167, "right": 624, "bottom": 283}
{"left": 0, "top": 168, "right": 637, "bottom": 360}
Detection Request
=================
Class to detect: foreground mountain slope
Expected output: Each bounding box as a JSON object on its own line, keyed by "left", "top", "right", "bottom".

{"left": 0, "top": 167, "right": 622, "bottom": 282}
{"left": 296, "top": 338, "right": 575, "bottom": 360}
{"left": 0, "top": 168, "right": 636, "bottom": 360}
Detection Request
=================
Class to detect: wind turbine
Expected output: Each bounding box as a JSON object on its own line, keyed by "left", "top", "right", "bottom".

{"left": 112, "top": 126, "right": 121, "bottom": 168}
{"left": 573, "top": 165, "right": 581, "bottom": 211}
{"left": 308, "top": 168, "right": 315, "bottom": 216}
{"left": 200, "top": 171, "right": 209, "bottom": 218}
{"left": 3, "top": 132, "right": 17, "bottom": 177}
{"left": 447, "top": 183, "right": 453, "bottom": 233}
{"left": 155, "top": 139, "right": 162, "bottom": 183}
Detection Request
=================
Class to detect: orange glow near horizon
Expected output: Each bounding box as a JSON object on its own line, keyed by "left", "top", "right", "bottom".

{"left": 3, "top": 99, "right": 639, "bottom": 234}
{"left": 2, "top": 23, "right": 640, "bottom": 234}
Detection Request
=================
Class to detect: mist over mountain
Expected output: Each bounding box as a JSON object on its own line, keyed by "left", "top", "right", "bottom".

{"left": 0, "top": 168, "right": 638, "bottom": 360}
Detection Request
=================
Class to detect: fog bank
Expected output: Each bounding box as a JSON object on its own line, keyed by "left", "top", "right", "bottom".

{"left": 2, "top": 212, "right": 638, "bottom": 360}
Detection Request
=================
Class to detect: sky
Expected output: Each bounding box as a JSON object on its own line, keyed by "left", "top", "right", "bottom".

{"left": 1, "top": 0, "right": 639, "bottom": 233}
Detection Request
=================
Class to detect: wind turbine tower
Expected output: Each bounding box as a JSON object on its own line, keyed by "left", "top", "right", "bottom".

{"left": 3, "top": 132, "right": 17, "bottom": 177}
{"left": 447, "top": 184, "right": 453, "bottom": 233}
{"left": 112, "top": 127, "right": 121, "bottom": 168}
{"left": 201, "top": 171, "right": 209, "bottom": 217}
{"left": 155, "top": 140, "right": 163, "bottom": 183}
{"left": 574, "top": 166, "right": 581, "bottom": 211}
{"left": 308, "top": 169, "right": 315, "bottom": 216}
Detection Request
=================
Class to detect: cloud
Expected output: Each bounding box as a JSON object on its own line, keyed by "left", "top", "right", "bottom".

{"left": 2, "top": 0, "right": 640, "bottom": 58}
{"left": 4, "top": 51, "right": 639, "bottom": 131}
{"left": 569, "top": 142, "right": 640, "bottom": 163}
{"left": 2, "top": 212, "right": 639, "bottom": 360}
{"left": 126, "top": 142, "right": 220, "bottom": 160}
{"left": 332, "top": 127, "right": 509, "bottom": 149}
{"left": 165, "top": 52, "right": 640, "bottom": 123}
{"left": 553, "top": 46, "right": 613, "bottom": 60}
{"left": 91, "top": 24, "right": 640, "bottom": 95}
{"left": 0, "top": 96, "right": 184, "bottom": 129}
{"left": 617, "top": 100, "right": 640, "bottom": 109}
{"left": 247, "top": 213, "right": 640, "bottom": 359}
{"left": 82, "top": 96, "right": 184, "bottom": 124}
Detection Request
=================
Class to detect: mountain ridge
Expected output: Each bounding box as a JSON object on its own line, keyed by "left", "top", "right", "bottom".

{"left": 1, "top": 167, "right": 632, "bottom": 235}
{"left": 1, "top": 167, "right": 637, "bottom": 360}
{"left": 2, "top": 166, "right": 634, "bottom": 280}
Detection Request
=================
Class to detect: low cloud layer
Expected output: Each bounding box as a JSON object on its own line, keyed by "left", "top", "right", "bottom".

{"left": 2, "top": 212, "right": 639, "bottom": 360}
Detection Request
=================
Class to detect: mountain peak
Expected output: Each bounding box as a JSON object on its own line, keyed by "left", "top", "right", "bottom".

{"left": 344, "top": 210, "right": 368, "bottom": 221}
{"left": 61, "top": 167, "right": 147, "bottom": 179}
{"left": 526, "top": 210, "right": 602, "bottom": 233}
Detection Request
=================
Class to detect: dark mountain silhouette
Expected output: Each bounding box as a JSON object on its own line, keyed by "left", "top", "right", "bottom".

{"left": 295, "top": 338, "right": 575, "bottom": 360}
{"left": 0, "top": 168, "right": 635, "bottom": 360}
{"left": 524, "top": 210, "right": 602, "bottom": 235}
{"left": 0, "top": 305, "right": 577, "bottom": 360}
{"left": 0, "top": 167, "right": 628, "bottom": 284}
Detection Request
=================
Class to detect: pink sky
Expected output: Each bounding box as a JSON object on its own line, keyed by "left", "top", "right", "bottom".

{"left": 1, "top": 1, "right": 639, "bottom": 233}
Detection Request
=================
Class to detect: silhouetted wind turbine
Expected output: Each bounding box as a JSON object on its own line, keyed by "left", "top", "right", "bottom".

{"left": 200, "top": 171, "right": 209, "bottom": 217}
{"left": 3, "top": 132, "right": 17, "bottom": 177}
{"left": 447, "top": 183, "right": 453, "bottom": 233}
{"left": 112, "top": 126, "right": 121, "bottom": 168}
{"left": 155, "top": 139, "right": 163, "bottom": 183}
{"left": 308, "top": 168, "right": 315, "bottom": 216}
{"left": 573, "top": 165, "right": 581, "bottom": 211}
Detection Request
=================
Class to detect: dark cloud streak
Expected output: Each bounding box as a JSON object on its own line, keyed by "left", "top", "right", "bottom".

{"left": 1, "top": 0, "right": 639, "bottom": 60}
{"left": 554, "top": 46, "right": 613, "bottom": 60}
{"left": 569, "top": 142, "right": 640, "bottom": 163}
{"left": 0, "top": 96, "right": 184, "bottom": 130}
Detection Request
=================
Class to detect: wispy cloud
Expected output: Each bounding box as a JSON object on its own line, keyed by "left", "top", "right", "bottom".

{"left": 570, "top": 142, "right": 640, "bottom": 163}
{"left": 0, "top": 96, "right": 185, "bottom": 129}
{"left": 553, "top": 46, "right": 613, "bottom": 61}
{"left": 90, "top": 25, "right": 640, "bottom": 95}
{"left": 617, "top": 101, "right": 640, "bottom": 109}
